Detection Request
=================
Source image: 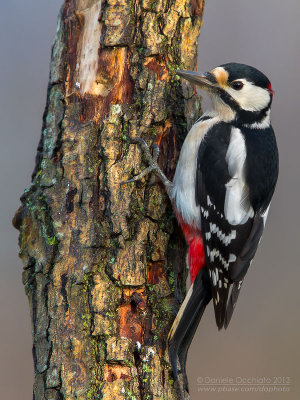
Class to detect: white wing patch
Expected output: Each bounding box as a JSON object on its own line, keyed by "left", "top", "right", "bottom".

{"left": 225, "top": 127, "right": 254, "bottom": 225}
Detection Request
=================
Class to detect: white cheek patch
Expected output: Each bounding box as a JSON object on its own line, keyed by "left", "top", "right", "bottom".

{"left": 226, "top": 79, "right": 270, "bottom": 112}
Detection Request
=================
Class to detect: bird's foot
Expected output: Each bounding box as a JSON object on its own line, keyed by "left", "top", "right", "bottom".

{"left": 120, "top": 137, "right": 172, "bottom": 195}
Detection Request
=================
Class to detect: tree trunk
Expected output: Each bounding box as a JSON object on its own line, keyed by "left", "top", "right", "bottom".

{"left": 13, "top": 1, "right": 204, "bottom": 399}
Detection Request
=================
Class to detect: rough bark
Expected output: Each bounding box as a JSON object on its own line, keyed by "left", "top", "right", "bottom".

{"left": 13, "top": 1, "right": 204, "bottom": 399}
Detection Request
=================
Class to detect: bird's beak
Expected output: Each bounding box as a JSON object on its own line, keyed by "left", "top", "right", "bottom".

{"left": 176, "top": 70, "right": 218, "bottom": 91}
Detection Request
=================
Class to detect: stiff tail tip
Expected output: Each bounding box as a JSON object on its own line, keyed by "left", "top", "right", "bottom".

{"left": 167, "top": 269, "right": 211, "bottom": 395}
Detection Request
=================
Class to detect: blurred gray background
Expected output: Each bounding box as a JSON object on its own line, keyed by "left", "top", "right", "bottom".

{"left": 0, "top": 0, "right": 299, "bottom": 399}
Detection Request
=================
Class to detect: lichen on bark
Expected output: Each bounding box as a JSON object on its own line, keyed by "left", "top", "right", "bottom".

{"left": 13, "top": 0, "right": 205, "bottom": 399}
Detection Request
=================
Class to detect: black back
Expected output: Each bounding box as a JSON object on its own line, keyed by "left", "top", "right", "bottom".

{"left": 242, "top": 125, "right": 279, "bottom": 213}
{"left": 196, "top": 121, "right": 278, "bottom": 328}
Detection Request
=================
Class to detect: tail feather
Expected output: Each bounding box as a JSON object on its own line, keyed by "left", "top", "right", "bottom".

{"left": 168, "top": 284, "right": 195, "bottom": 380}
{"left": 178, "top": 294, "right": 209, "bottom": 393}
{"left": 168, "top": 269, "right": 211, "bottom": 387}
{"left": 224, "top": 280, "right": 243, "bottom": 329}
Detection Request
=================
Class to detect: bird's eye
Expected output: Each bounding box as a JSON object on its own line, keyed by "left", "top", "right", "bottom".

{"left": 231, "top": 81, "right": 244, "bottom": 90}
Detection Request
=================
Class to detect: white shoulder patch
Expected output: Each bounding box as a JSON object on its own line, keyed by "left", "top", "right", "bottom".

{"left": 224, "top": 127, "right": 254, "bottom": 225}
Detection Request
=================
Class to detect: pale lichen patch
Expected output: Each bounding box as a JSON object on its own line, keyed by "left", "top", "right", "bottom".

{"left": 106, "top": 337, "right": 134, "bottom": 364}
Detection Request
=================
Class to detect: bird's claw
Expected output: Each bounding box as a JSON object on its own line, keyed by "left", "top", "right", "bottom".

{"left": 129, "top": 138, "right": 160, "bottom": 163}
{"left": 120, "top": 138, "right": 161, "bottom": 185}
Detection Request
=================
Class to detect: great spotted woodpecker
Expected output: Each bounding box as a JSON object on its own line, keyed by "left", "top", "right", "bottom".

{"left": 122, "top": 63, "right": 279, "bottom": 391}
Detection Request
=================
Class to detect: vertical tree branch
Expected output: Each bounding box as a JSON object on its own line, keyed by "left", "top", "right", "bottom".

{"left": 13, "top": 1, "right": 205, "bottom": 399}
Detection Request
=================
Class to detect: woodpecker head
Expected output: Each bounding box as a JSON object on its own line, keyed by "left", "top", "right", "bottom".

{"left": 177, "top": 63, "right": 274, "bottom": 126}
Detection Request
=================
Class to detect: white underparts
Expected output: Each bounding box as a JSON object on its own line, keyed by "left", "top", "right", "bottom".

{"left": 225, "top": 127, "right": 254, "bottom": 225}
{"left": 171, "top": 117, "right": 218, "bottom": 228}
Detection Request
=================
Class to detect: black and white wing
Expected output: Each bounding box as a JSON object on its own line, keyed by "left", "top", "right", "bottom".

{"left": 196, "top": 122, "right": 278, "bottom": 329}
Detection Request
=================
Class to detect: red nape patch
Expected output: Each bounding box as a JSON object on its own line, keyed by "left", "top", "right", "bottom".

{"left": 189, "top": 237, "right": 206, "bottom": 283}
{"left": 268, "top": 82, "right": 274, "bottom": 97}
